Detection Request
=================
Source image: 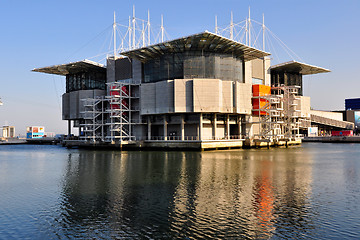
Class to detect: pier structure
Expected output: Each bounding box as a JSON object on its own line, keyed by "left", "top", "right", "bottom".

{"left": 32, "top": 12, "right": 353, "bottom": 150}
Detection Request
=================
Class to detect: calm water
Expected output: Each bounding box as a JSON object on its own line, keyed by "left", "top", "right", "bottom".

{"left": 0, "top": 143, "right": 359, "bottom": 239}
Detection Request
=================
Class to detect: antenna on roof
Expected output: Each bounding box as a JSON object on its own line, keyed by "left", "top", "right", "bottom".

{"left": 161, "top": 15, "right": 164, "bottom": 42}
{"left": 215, "top": 15, "right": 218, "bottom": 35}
{"left": 142, "top": 19, "right": 145, "bottom": 47}
{"left": 113, "top": 11, "right": 117, "bottom": 59}
{"left": 147, "top": 10, "right": 151, "bottom": 45}
{"left": 230, "top": 11, "right": 234, "bottom": 40}
{"left": 262, "top": 13, "right": 265, "bottom": 51}
{"left": 128, "top": 16, "right": 132, "bottom": 50}
{"left": 248, "top": 6, "right": 251, "bottom": 47}
{"left": 132, "top": 5, "right": 136, "bottom": 49}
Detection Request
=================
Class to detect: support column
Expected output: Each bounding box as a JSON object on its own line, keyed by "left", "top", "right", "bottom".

{"left": 212, "top": 113, "right": 217, "bottom": 140}
{"left": 238, "top": 115, "right": 242, "bottom": 139}
{"left": 163, "top": 116, "right": 168, "bottom": 141}
{"left": 68, "top": 120, "right": 71, "bottom": 137}
{"left": 226, "top": 114, "right": 230, "bottom": 139}
{"left": 199, "top": 113, "right": 203, "bottom": 140}
{"left": 147, "top": 116, "right": 151, "bottom": 140}
{"left": 180, "top": 114, "right": 185, "bottom": 140}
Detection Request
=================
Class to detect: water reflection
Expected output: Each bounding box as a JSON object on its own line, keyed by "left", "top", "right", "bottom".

{"left": 57, "top": 148, "right": 313, "bottom": 238}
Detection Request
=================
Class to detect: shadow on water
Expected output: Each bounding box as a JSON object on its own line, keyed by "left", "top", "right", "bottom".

{"left": 54, "top": 148, "right": 315, "bottom": 239}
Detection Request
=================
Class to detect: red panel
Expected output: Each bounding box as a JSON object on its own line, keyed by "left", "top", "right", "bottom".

{"left": 331, "top": 130, "right": 353, "bottom": 136}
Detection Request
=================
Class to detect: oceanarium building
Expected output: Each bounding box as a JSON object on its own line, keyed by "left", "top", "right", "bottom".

{"left": 34, "top": 31, "right": 353, "bottom": 149}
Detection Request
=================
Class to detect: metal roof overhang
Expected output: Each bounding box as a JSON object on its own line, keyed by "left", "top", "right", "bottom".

{"left": 32, "top": 59, "right": 105, "bottom": 76}
{"left": 270, "top": 60, "right": 330, "bottom": 75}
{"left": 121, "top": 31, "right": 270, "bottom": 62}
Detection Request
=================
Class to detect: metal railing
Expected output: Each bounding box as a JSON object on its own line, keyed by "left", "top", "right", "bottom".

{"left": 143, "top": 135, "right": 244, "bottom": 141}
{"left": 311, "top": 114, "right": 354, "bottom": 129}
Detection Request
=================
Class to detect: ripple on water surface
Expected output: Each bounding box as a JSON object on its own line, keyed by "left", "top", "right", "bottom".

{"left": 0, "top": 144, "right": 359, "bottom": 239}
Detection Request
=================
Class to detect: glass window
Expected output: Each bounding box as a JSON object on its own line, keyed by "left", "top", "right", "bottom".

{"left": 252, "top": 78, "right": 264, "bottom": 85}
{"left": 143, "top": 51, "right": 244, "bottom": 83}
{"left": 66, "top": 71, "right": 106, "bottom": 92}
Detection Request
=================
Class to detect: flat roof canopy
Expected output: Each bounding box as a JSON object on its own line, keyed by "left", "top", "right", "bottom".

{"left": 270, "top": 60, "right": 330, "bottom": 75}
{"left": 121, "top": 31, "right": 270, "bottom": 62}
{"left": 32, "top": 59, "right": 105, "bottom": 76}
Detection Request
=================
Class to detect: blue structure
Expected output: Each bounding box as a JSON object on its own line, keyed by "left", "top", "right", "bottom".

{"left": 345, "top": 98, "right": 360, "bottom": 110}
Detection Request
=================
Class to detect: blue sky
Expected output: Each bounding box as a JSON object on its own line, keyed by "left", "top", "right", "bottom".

{"left": 1, "top": 0, "right": 360, "bottom": 135}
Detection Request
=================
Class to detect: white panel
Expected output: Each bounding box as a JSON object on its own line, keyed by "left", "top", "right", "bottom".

{"left": 221, "top": 81, "right": 233, "bottom": 113}
{"left": 264, "top": 57, "right": 271, "bottom": 86}
{"left": 236, "top": 83, "right": 252, "bottom": 114}
{"left": 193, "top": 79, "right": 220, "bottom": 112}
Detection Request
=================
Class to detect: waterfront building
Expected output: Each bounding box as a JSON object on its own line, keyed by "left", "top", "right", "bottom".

{"left": 26, "top": 126, "right": 45, "bottom": 139}
{"left": 2, "top": 125, "right": 15, "bottom": 138}
{"left": 33, "top": 15, "right": 353, "bottom": 149}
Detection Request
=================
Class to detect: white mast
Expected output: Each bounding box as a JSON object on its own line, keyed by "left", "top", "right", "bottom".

{"left": 142, "top": 20, "right": 145, "bottom": 47}
{"left": 230, "top": 11, "right": 234, "bottom": 40}
{"left": 161, "top": 14, "right": 164, "bottom": 42}
{"left": 245, "top": 17, "right": 248, "bottom": 45}
{"left": 262, "top": 13, "right": 265, "bottom": 51}
{"left": 128, "top": 16, "right": 132, "bottom": 50}
{"left": 215, "top": 15, "right": 218, "bottom": 35}
{"left": 147, "top": 10, "right": 151, "bottom": 45}
{"left": 113, "top": 11, "right": 116, "bottom": 59}
{"left": 132, "top": 5, "right": 136, "bottom": 49}
{"left": 248, "top": 6, "right": 251, "bottom": 47}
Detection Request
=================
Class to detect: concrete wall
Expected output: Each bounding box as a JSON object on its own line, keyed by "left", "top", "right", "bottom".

{"left": 132, "top": 59, "right": 142, "bottom": 84}
{"left": 156, "top": 80, "right": 174, "bottom": 113}
{"left": 221, "top": 81, "right": 233, "bottom": 112}
{"left": 310, "top": 110, "right": 343, "bottom": 121}
{"left": 251, "top": 58, "right": 264, "bottom": 80}
{"left": 264, "top": 57, "right": 271, "bottom": 86}
{"left": 202, "top": 124, "right": 213, "bottom": 140}
{"left": 174, "top": 79, "right": 193, "bottom": 112}
{"left": 244, "top": 61, "right": 252, "bottom": 84}
{"left": 216, "top": 124, "right": 225, "bottom": 139}
{"left": 140, "top": 83, "right": 156, "bottom": 114}
{"left": 193, "top": 79, "right": 221, "bottom": 112}
{"left": 62, "top": 89, "right": 105, "bottom": 120}
{"left": 235, "top": 83, "right": 252, "bottom": 114}
{"left": 298, "top": 96, "right": 311, "bottom": 118}
{"left": 346, "top": 110, "right": 355, "bottom": 123}
{"left": 141, "top": 78, "right": 252, "bottom": 115}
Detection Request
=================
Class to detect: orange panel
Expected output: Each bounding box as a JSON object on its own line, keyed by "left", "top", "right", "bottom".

{"left": 252, "top": 84, "right": 271, "bottom": 97}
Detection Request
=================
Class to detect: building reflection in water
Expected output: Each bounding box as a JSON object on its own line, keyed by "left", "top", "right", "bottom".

{"left": 57, "top": 148, "right": 313, "bottom": 238}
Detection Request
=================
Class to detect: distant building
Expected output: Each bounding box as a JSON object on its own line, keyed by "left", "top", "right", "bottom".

{"left": 2, "top": 126, "right": 15, "bottom": 138}
{"left": 26, "top": 126, "right": 45, "bottom": 139}
{"left": 345, "top": 98, "right": 360, "bottom": 110}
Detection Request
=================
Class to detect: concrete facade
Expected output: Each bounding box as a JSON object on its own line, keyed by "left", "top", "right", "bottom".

{"left": 33, "top": 31, "right": 350, "bottom": 149}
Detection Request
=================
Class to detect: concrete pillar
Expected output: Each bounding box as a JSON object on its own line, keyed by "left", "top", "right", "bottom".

{"left": 226, "top": 114, "right": 230, "bottom": 139}
{"left": 212, "top": 113, "right": 217, "bottom": 140}
{"left": 68, "top": 120, "right": 71, "bottom": 136}
{"left": 147, "top": 116, "right": 151, "bottom": 140}
{"left": 199, "top": 113, "right": 203, "bottom": 140}
{"left": 180, "top": 114, "right": 185, "bottom": 140}
{"left": 163, "top": 116, "right": 168, "bottom": 141}
{"left": 238, "top": 115, "right": 242, "bottom": 139}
